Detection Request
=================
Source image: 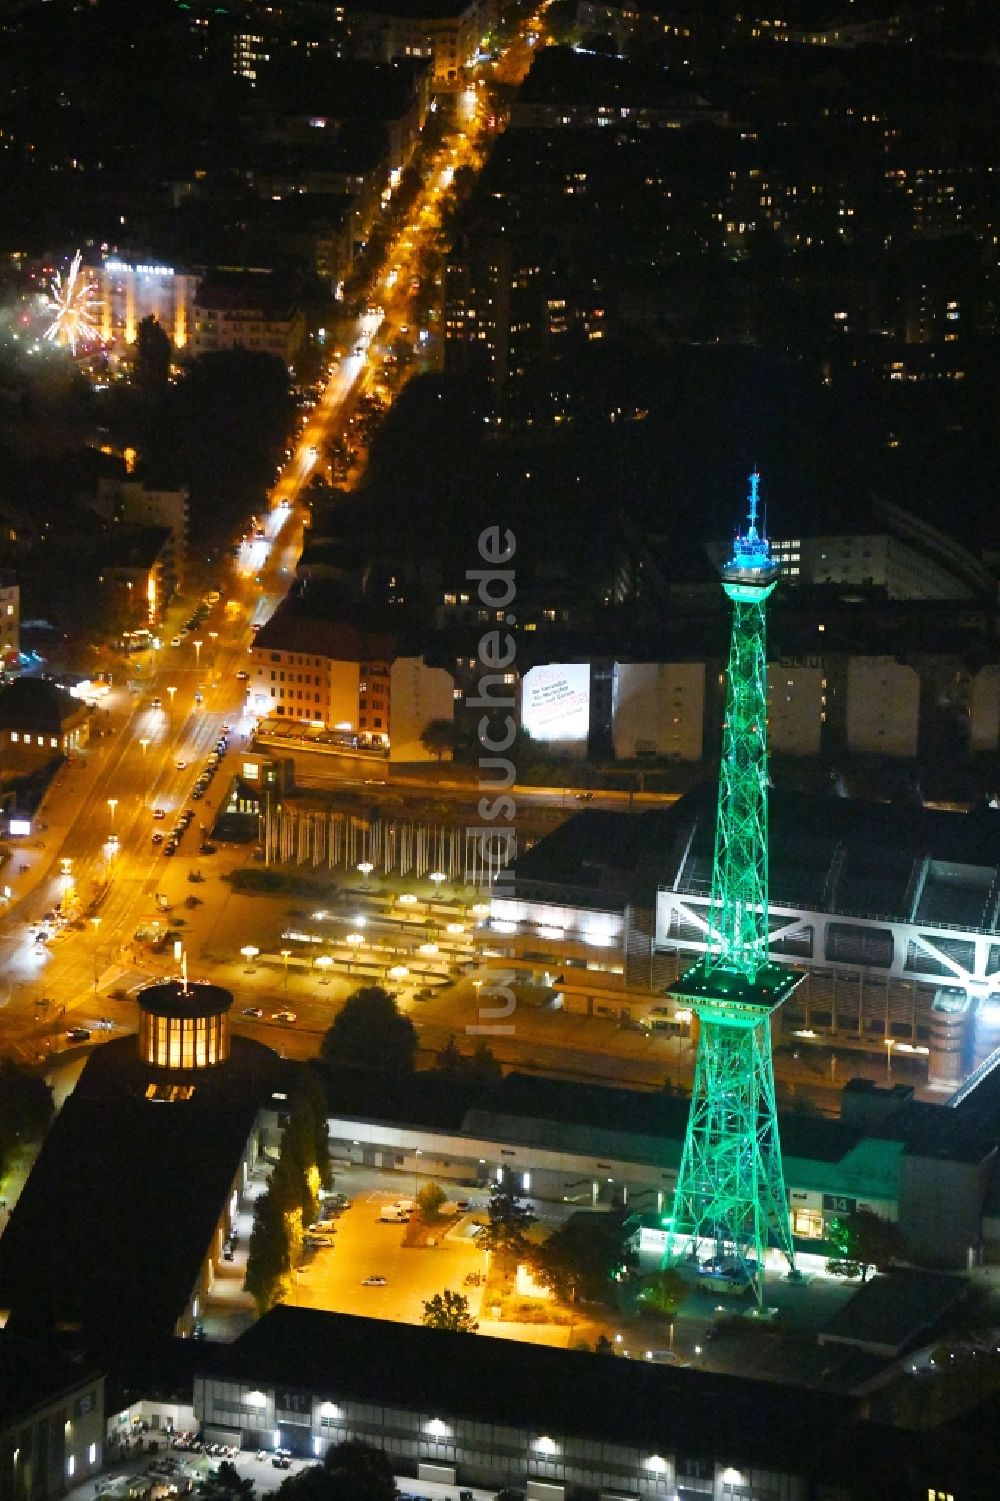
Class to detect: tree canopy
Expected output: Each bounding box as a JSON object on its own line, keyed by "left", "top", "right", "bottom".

{"left": 419, "top": 718, "right": 457, "bottom": 761}
{"left": 529, "top": 1213, "right": 632, "bottom": 1305}
{"left": 324, "top": 1440, "right": 397, "bottom": 1501}
{"left": 638, "top": 1266, "right": 687, "bottom": 1318}
{"left": 320, "top": 986, "right": 417, "bottom": 1072}
{"left": 826, "top": 1209, "right": 904, "bottom": 1283}
{"left": 196, "top": 1462, "right": 255, "bottom": 1501}
{"left": 475, "top": 1185, "right": 536, "bottom": 1260}
{"left": 422, "top": 1288, "right": 479, "bottom": 1333}
{"left": 434, "top": 1035, "right": 502, "bottom": 1088}
{"left": 244, "top": 1189, "right": 290, "bottom": 1316}
{"left": 417, "top": 1181, "right": 447, "bottom": 1222}
{"left": 0, "top": 1060, "right": 54, "bottom": 1173}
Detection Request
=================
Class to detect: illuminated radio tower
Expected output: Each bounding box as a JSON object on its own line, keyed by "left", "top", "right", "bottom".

{"left": 666, "top": 470, "right": 802, "bottom": 1308}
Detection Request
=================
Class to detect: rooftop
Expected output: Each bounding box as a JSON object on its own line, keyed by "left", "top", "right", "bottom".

{"left": 509, "top": 786, "right": 1000, "bottom": 931}
{"left": 0, "top": 1034, "right": 286, "bottom": 1356}
{"left": 0, "top": 1335, "right": 103, "bottom": 1428}
{"left": 819, "top": 1270, "right": 967, "bottom": 1355}
{"left": 0, "top": 677, "right": 87, "bottom": 733}
{"left": 199, "top": 1304, "right": 861, "bottom": 1474}
{"left": 252, "top": 601, "right": 396, "bottom": 662}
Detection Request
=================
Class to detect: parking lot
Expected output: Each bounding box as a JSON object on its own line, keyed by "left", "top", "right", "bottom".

{"left": 292, "top": 1185, "right": 491, "bottom": 1326}
{"left": 72, "top": 1445, "right": 498, "bottom": 1501}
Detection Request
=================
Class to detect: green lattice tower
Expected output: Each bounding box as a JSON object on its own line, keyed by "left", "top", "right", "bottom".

{"left": 665, "top": 471, "right": 802, "bottom": 1308}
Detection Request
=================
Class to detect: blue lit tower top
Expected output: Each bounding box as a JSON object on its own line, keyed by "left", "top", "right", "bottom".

{"left": 722, "top": 470, "right": 781, "bottom": 602}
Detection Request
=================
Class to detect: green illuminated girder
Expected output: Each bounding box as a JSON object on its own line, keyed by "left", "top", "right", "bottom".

{"left": 667, "top": 1003, "right": 795, "bottom": 1307}
{"left": 665, "top": 517, "right": 796, "bottom": 1307}
{"left": 707, "top": 585, "right": 776, "bottom": 980}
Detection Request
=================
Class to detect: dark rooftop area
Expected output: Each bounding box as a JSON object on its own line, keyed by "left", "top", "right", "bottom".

{"left": 199, "top": 1304, "right": 862, "bottom": 1474}
{"left": 0, "top": 676, "right": 86, "bottom": 732}
{"left": 0, "top": 1335, "right": 103, "bottom": 1426}
{"left": 0, "top": 1034, "right": 286, "bottom": 1357}
{"left": 510, "top": 786, "right": 1000, "bottom": 927}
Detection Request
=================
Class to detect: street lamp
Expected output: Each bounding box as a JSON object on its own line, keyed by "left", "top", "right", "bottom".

{"left": 167, "top": 685, "right": 177, "bottom": 716}
{"left": 414, "top": 1147, "right": 421, "bottom": 1199}
{"left": 388, "top": 964, "right": 409, "bottom": 983}
{"left": 192, "top": 639, "right": 203, "bottom": 668}
{"left": 107, "top": 797, "right": 118, "bottom": 828}
{"left": 90, "top": 915, "right": 101, "bottom": 996}
{"left": 345, "top": 932, "right": 365, "bottom": 949}
{"left": 241, "top": 944, "right": 259, "bottom": 972}
{"left": 138, "top": 738, "right": 150, "bottom": 805}
{"left": 315, "top": 954, "right": 333, "bottom": 984}
{"left": 885, "top": 1036, "right": 895, "bottom": 1081}
{"left": 358, "top": 860, "right": 374, "bottom": 889}
{"left": 429, "top": 870, "right": 446, "bottom": 891}
{"left": 280, "top": 948, "right": 292, "bottom": 994}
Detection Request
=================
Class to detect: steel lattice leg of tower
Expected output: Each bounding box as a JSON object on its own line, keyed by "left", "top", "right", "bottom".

{"left": 665, "top": 1017, "right": 795, "bottom": 1308}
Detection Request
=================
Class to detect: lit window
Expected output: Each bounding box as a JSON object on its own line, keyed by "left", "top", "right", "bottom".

{"left": 10, "top": 732, "right": 17, "bottom": 742}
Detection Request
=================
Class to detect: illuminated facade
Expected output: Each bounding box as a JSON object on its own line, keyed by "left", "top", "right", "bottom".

{"left": 138, "top": 979, "right": 233, "bottom": 1071}
{"left": 96, "top": 258, "right": 199, "bottom": 351}
{"left": 0, "top": 579, "right": 19, "bottom": 670}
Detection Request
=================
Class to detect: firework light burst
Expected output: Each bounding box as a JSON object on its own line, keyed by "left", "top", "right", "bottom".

{"left": 44, "top": 250, "right": 101, "bottom": 354}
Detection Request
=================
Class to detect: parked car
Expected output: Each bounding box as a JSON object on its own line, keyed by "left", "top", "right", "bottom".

{"left": 242, "top": 1007, "right": 263, "bottom": 1019}
{"left": 65, "top": 1026, "right": 92, "bottom": 1042}
{"left": 271, "top": 1010, "right": 297, "bottom": 1024}
{"left": 361, "top": 1275, "right": 387, "bottom": 1287}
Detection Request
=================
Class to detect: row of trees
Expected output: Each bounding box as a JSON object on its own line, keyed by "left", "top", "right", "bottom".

{"left": 0, "top": 1060, "right": 54, "bottom": 1178}
{"left": 244, "top": 1068, "right": 331, "bottom": 1315}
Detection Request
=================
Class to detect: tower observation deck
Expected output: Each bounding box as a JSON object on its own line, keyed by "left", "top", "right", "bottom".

{"left": 665, "top": 471, "right": 802, "bottom": 1307}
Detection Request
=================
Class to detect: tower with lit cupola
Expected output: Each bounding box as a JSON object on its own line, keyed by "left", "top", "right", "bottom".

{"left": 665, "top": 471, "right": 801, "bottom": 1308}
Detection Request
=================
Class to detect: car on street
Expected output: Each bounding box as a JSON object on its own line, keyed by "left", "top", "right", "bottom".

{"left": 242, "top": 1007, "right": 263, "bottom": 1019}
{"left": 66, "top": 1027, "right": 92, "bottom": 1042}
{"left": 164, "top": 841, "right": 177, "bottom": 856}
{"left": 150, "top": 697, "right": 161, "bottom": 709}
{"left": 176, "top": 759, "right": 188, "bottom": 770}
{"left": 171, "top": 636, "right": 181, "bottom": 647}
{"left": 236, "top": 670, "right": 249, "bottom": 681}
{"left": 199, "top": 842, "right": 217, "bottom": 855}
{"left": 361, "top": 1275, "right": 387, "bottom": 1287}
{"left": 153, "top": 808, "right": 166, "bottom": 819}
{"left": 271, "top": 1457, "right": 292, "bottom": 1470}
{"left": 271, "top": 1010, "right": 297, "bottom": 1024}
{"left": 152, "top": 832, "right": 164, "bottom": 845}
{"left": 191, "top": 787, "right": 203, "bottom": 800}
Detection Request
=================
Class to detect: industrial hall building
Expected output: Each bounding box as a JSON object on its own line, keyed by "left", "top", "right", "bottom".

{"left": 482, "top": 786, "right": 1000, "bottom": 1090}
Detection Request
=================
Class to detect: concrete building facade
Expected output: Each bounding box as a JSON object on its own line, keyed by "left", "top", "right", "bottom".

{"left": 845, "top": 656, "right": 920, "bottom": 758}
{"left": 611, "top": 661, "right": 705, "bottom": 762}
